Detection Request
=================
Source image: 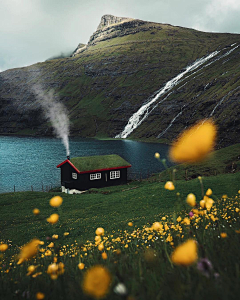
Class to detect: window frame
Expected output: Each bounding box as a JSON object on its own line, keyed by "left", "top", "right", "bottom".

{"left": 72, "top": 173, "right": 77, "bottom": 180}
{"left": 90, "top": 173, "right": 101, "bottom": 180}
{"left": 110, "top": 170, "right": 120, "bottom": 179}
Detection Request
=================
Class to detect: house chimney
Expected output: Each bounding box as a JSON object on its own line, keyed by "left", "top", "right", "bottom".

{"left": 67, "top": 155, "right": 70, "bottom": 160}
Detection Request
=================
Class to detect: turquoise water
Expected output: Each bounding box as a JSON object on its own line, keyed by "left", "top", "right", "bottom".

{"left": 0, "top": 136, "right": 172, "bottom": 193}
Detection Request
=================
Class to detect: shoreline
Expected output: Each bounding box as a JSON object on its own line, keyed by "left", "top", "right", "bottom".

{"left": 0, "top": 132, "right": 170, "bottom": 145}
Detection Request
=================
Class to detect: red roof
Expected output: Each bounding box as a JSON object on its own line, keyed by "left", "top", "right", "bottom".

{"left": 57, "top": 159, "right": 81, "bottom": 174}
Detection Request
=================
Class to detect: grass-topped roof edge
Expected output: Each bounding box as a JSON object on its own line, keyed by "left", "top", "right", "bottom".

{"left": 57, "top": 154, "right": 131, "bottom": 173}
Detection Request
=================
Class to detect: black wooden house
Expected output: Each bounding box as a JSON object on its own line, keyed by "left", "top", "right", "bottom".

{"left": 57, "top": 154, "right": 131, "bottom": 193}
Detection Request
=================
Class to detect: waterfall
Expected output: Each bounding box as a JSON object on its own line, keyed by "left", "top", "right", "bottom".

{"left": 115, "top": 44, "right": 239, "bottom": 139}
{"left": 209, "top": 87, "right": 240, "bottom": 117}
{"left": 157, "top": 105, "right": 186, "bottom": 138}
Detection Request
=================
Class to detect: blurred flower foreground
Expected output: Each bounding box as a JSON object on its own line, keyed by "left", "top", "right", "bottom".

{"left": 1, "top": 119, "right": 240, "bottom": 300}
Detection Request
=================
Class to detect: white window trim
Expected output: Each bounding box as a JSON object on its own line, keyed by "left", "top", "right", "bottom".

{"left": 110, "top": 170, "right": 120, "bottom": 179}
{"left": 72, "top": 173, "right": 77, "bottom": 180}
{"left": 90, "top": 173, "right": 101, "bottom": 180}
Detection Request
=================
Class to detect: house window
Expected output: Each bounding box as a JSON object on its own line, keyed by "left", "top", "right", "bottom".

{"left": 110, "top": 170, "right": 120, "bottom": 179}
{"left": 90, "top": 173, "right": 101, "bottom": 180}
{"left": 72, "top": 173, "right": 77, "bottom": 180}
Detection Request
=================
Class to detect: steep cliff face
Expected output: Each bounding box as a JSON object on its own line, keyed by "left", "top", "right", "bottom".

{"left": 0, "top": 15, "right": 239, "bottom": 147}
{"left": 96, "top": 15, "right": 132, "bottom": 31}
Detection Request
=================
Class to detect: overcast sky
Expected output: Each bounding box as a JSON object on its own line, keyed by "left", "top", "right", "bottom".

{"left": 0, "top": 0, "right": 240, "bottom": 72}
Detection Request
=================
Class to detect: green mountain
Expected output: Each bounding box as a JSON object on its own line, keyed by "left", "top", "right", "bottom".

{"left": 0, "top": 15, "right": 239, "bottom": 146}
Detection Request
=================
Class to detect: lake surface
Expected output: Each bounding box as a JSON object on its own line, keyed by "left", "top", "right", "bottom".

{"left": 0, "top": 136, "right": 173, "bottom": 193}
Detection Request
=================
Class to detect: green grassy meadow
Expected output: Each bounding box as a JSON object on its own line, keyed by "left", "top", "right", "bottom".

{"left": 0, "top": 172, "right": 240, "bottom": 298}
{"left": 1, "top": 143, "right": 240, "bottom": 300}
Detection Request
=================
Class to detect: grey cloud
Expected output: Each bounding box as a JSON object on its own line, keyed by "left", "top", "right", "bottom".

{"left": 0, "top": 0, "right": 239, "bottom": 71}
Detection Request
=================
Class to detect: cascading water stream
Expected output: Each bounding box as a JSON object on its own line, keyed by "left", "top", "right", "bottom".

{"left": 157, "top": 105, "right": 186, "bottom": 138}
{"left": 209, "top": 87, "right": 240, "bottom": 117}
{"left": 115, "top": 44, "right": 239, "bottom": 139}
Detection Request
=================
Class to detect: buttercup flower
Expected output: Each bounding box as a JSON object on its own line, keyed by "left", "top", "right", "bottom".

{"left": 95, "top": 227, "right": 105, "bottom": 236}
{"left": 206, "top": 188, "right": 213, "bottom": 196}
{"left": 17, "top": 239, "right": 40, "bottom": 264}
{"left": 164, "top": 181, "right": 175, "bottom": 190}
{"left": 49, "top": 196, "right": 63, "bottom": 207}
{"left": 47, "top": 213, "right": 59, "bottom": 224}
{"left": 169, "top": 119, "right": 216, "bottom": 163}
{"left": 33, "top": 208, "right": 40, "bottom": 215}
{"left": 98, "top": 243, "right": 104, "bottom": 251}
{"left": 186, "top": 193, "right": 196, "bottom": 207}
{"left": 27, "top": 265, "right": 36, "bottom": 276}
{"left": 78, "top": 263, "right": 85, "bottom": 270}
{"left": 154, "top": 152, "right": 160, "bottom": 159}
{"left": 36, "top": 292, "right": 45, "bottom": 300}
{"left": 101, "top": 252, "right": 108, "bottom": 260}
{"left": 171, "top": 239, "right": 198, "bottom": 266}
{"left": 152, "top": 222, "right": 163, "bottom": 231}
{"left": 220, "top": 232, "right": 227, "bottom": 238}
{"left": 82, "top": 265, "right": 111, "bottom": 299}
{"left": 0, "top": 244, "right": 8, "bottom": 252}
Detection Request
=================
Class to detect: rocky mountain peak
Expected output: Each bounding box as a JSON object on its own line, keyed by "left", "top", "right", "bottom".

{"left": 97, "top": 15, "right": 132, "bottom": 31}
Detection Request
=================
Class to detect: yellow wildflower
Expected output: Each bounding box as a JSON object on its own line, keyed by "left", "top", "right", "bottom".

{"left": 171, "top": 239, "right": 198, "bottom": 266}
{"left": 152, "top": 222, "right": 163, "bottom": 231}
{"left": 63, "top": 232, "right": 69, "bottom": 236}
{"left": 17, "top": 239, "right": 40, "bottom": 264}
{"left": 220, "top": 232, "right": 227, "bottom": 238}
{"left": 48, "top": 242, "right": 54, "bottom": 248}
{"left": 0, "top": 243, "right": 8, "bottom": 252}
{"left": 47, "top": 213, "right": 59, "bottom": 224}
{"left": 33, "top": 208, "right": 40, "bottom": 215}
{"left": 52, "top": 234, "right": 58, "bottom": 239}
{"left": 169, "top": 119, "right": 216, "bottom": 163}
{"left": 78, "top": 263, "right": 85, "bottom": 270}
{"left": 176, "top": 216, "right": 182, "bottom": 222}
{"left": 45, "top": 250, "right": 52, "bottom": 256}
{"left": 206, "top": 188, "right": 213, "bottom": 196}
{"left": 27, "top": 265, "right": 36, "bottom": 276}
{"left": 183, "top": 217, "right": 190, "bottom": 225}
{"left": 186, "top": 193, "right": 196, "bottom": 207}
{"left": 47, "top": 262, "right": 65, "bottom": 280}
{"left": 98, "top": 243, "right": 104, "bottom": 251}
{"left": 164, "top": 181, "right": 175, "bottom": 190}
{"left": 102, "top": 252, "right": 108, "bottom": 260}
{"left": 128, "top": 222, "right": 133, "bottom": 227}
{"left": 49, "top": 196, "right": 63, "bottom": 207}
{"left": 95, "top": 227, "right": 105, "bottom": 236}
{"left": 154, "top": 152, "right": 160, "bottom": 159}
{"left": 36, "top": 292, "right": 45, "bottom": 300}
{"left": 200, "top": 199, "right": 206, "bottom": 209}
{"left": 82, "top": 265, "right": 111, "bottom": 299}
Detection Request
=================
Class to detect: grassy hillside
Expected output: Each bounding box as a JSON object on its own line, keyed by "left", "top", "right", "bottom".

{"left": 1, "top": 171, "right": 239, "bottom": 246}
{"left": 0, "top": 18, "right": 239, "bottom": 146}
{"left": 153, "top": 143, "right": 240, "bottom": 181}
{"left": 0, "top": 171, "right": 240, "bottom": 300}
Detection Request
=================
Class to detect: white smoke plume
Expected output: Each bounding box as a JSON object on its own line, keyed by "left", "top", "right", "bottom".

{"left": 32, "top": 85, "right": 70, "bottom": 156}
